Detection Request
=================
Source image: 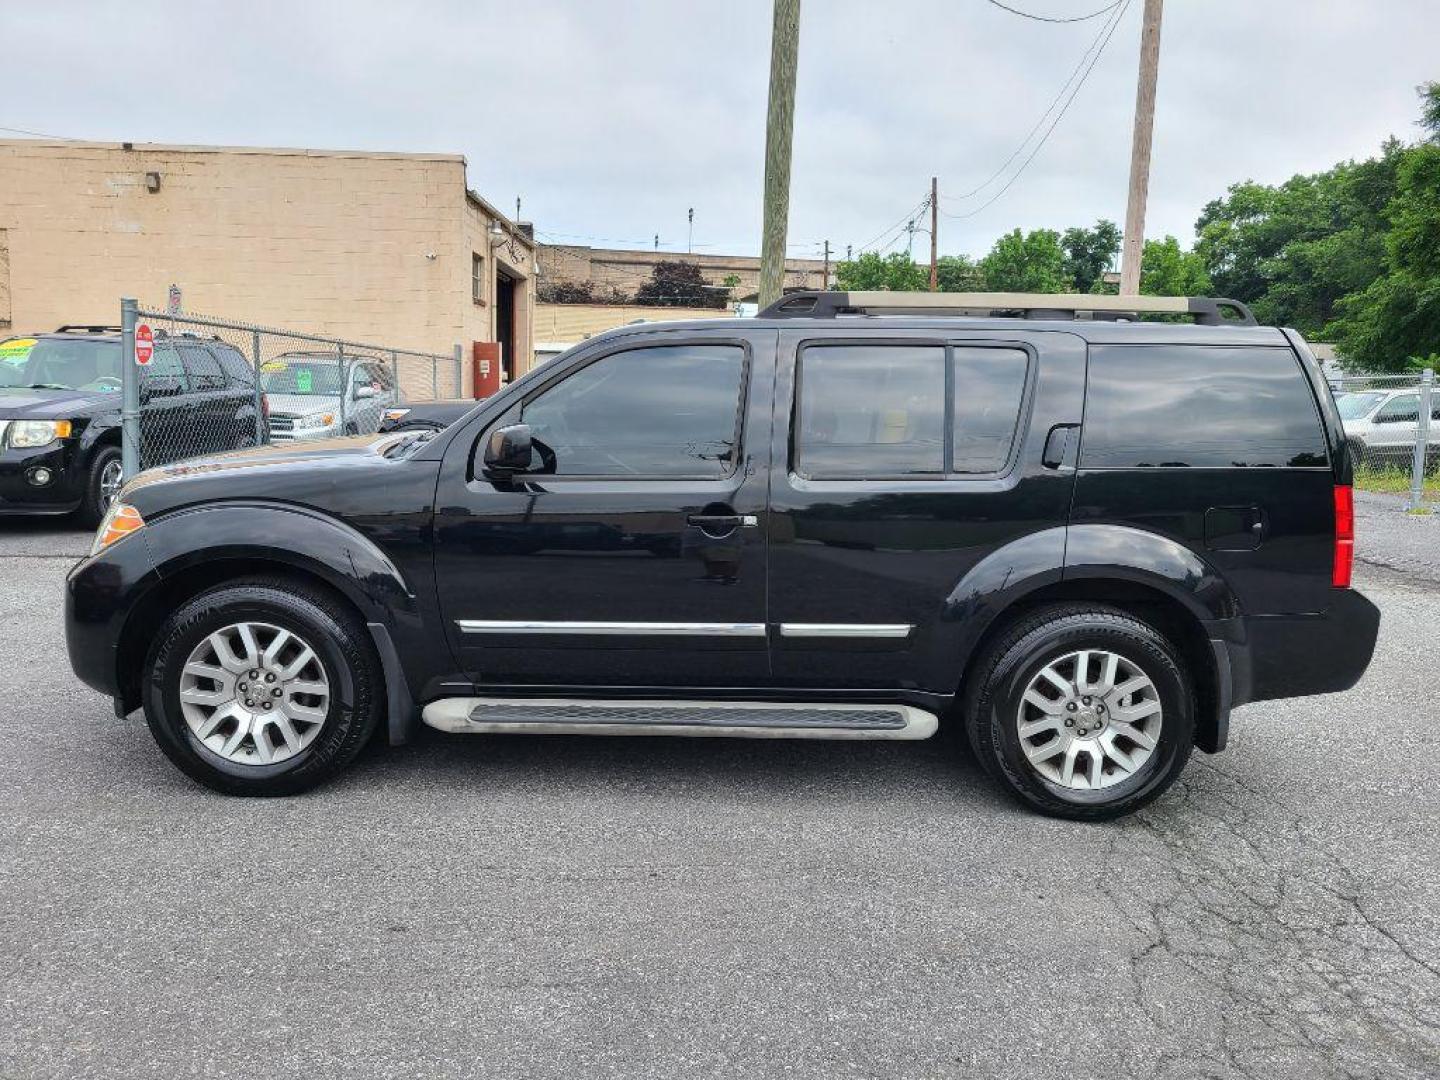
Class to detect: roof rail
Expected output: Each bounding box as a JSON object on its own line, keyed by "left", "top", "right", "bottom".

{"left": 54, "top": 324, "right": 123, "bottom": 334}
{"left": 757, "top": 291, "right": 1257, "bottom": 327}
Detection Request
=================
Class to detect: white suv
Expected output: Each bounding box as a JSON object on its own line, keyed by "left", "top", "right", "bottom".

{"left": 1338, "top": 387, "right": 1439, "bottom": 467}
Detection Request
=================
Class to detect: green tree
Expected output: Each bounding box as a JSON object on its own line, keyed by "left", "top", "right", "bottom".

{"left": 1139, "top": 236, "right": 1211, "bottom": 296}
{"left": 935, "top": 254, "right": 983, "bottom": 292}
{"left": 980, "top": 229, "right": 1070, "bottom": 293}
{"left": 1327, "top": 140, "right": 1440, "bottom": 370}
{"left": 834, "top": 251, "right": 929, "bottom": 291}
{"left": 634, "top": 261, "right": 726, "bottom": 308}
{"left": 1061, "top": 220, "right": 1121, "bottom": 293}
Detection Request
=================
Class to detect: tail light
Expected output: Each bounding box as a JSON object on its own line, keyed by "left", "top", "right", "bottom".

{"left": 1332, "top": 484, "right": 1354, "bottom": 588}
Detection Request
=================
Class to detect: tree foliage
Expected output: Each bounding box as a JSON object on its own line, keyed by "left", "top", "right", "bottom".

{"left": 634, "top": 261, "right": 727, "bottom": 308}
{"left": 1062, "top": 220, "right": 1121, "bottom": 293}
{"left": 980, "top": 229, "right": 1069, "bottom": 293}
{"left": 834, "top": 251, "right": 930, "bottom": 291}
{"left": 1140, "top": 236, "right": 1211, "bottom": 297}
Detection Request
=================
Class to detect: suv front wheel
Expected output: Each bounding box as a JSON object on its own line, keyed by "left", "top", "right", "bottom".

{"left": 964, "top": 604, "right": 1194, "bottom": 820}
{"left": 142, "top": 578, "right": 382, "bottom": 796}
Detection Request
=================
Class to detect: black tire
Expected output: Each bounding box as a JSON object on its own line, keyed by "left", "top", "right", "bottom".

{"left": 142, "top": 577, "right": 382, "bottom": 796}
{"left": 963, "top": 603, "right": 1194, "bottom": 821}
{"left": 77, "top": 445, "right": 122, "bottom": 528}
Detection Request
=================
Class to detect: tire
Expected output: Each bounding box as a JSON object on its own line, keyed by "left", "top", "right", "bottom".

{"left": 963, "top": 604, "right": 1194, "bottom": 821}
{"left": 78, "top": 445, "right": 123, "bottom": 528}
{"left": 142, "top": 577, "right": 383, "bottom": 796}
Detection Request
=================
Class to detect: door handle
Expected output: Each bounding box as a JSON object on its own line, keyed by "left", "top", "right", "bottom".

{"left": 1042, "top": 424, "right": 1081, "bottom": 470}
{"left": 687, "top": 514, "right": 759, "bottom": 530}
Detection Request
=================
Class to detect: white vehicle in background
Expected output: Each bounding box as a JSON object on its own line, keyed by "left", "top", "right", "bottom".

{"left": 261, "top": 352, "right": 402, "bottom": 441}
{"left": 1337, "top": 386, "right": 1440, "bottom": 468}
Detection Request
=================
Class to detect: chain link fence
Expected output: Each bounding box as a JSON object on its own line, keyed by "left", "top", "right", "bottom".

{"left": 120, "top": 300, "right": 463, "bottom": 475}
{"left": 1329, "top": 369, "right": 1437, "bottom": 510}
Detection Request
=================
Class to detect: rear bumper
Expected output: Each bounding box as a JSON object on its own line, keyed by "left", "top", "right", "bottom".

{"left": 1203, "top": 588, "right": 1381, "bottom": 751}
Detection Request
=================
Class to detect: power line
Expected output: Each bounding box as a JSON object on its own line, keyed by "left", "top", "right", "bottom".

{"left": 942, "top": 0, "right": 1124, "bottom": 206}
{"left": 983, "top": 0, "right": 1122, "bottom": 23}
{"left": 853, "top": 194, "right": 932, "bottom": 255}
{"left": 0, "top": 123, "right": 78, "bottom": 140}
{"left": 939, "top": 0, "right": 1133, "bottom": 223}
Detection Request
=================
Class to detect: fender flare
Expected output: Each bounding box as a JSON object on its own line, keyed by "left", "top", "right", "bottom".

{"left": 1060, "top": 523, "right": 1240, "bottom": 622}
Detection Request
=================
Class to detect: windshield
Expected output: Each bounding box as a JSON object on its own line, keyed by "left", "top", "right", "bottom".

{"left": 261, "top": 360, "right": 344, "bottom": 396}
{"left": 1335, "top": 391, "right": 1385, "bottom": 419}
{"left": 0, "top": 338, "right": 123, "bottom": 391}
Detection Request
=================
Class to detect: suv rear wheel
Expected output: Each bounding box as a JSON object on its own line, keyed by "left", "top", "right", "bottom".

{"left": 964, "top": 604, "right": 1194, "bottom": 820}
{"left": 142, "top": 578, "right": 382, "bottom": 796}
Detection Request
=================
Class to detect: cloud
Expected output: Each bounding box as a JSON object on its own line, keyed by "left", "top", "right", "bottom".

{"left": 5, "top": 0, "right": 1436, "bottom": 260}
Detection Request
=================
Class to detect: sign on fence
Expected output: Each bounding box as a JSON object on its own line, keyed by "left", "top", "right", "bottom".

{"left": 134, "top": 323, "right": 154, "bottom": 366}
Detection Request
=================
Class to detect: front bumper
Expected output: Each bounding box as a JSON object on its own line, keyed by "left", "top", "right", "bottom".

{"left": 0, "top": 439, "right": 84, "bottom": 514}
{"left": 65, "top": 532, "right": 162, "bottom": 702}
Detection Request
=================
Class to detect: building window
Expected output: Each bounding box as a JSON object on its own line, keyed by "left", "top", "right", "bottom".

{"left": 472, "top": 253, "right": 486, "bottom": 306}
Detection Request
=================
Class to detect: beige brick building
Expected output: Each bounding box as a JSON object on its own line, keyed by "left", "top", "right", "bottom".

{"left": 0, "top": 139, "right": 536, "bottom": 391}
{"left": 538, "top": 243, "right": 831, "bottom": 300}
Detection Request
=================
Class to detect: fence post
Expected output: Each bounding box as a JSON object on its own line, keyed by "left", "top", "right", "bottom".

{"left": 120, "top": 298, "right": 139, "bottom": 480}
{"left": 1409, "top": 367, "right": 1434, "bottom": 511}
{"left": 337, "top": 344, "right": 347, "bottom": 433}
{"left": 453, "top": 343, "right": 463, "bottom": 398}
{"left": 431, "top": 354, "right": 438, "bottom": 400}
{"left": 390, "top": 350, "right": 399, "bottom": 396}
{"left": 251, "top": 329, "right": 265, "bottom": 446}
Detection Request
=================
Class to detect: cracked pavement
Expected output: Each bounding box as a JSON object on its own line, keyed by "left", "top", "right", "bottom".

{"left": 0, "top": 517, "right": 1436, "bottom": 1079}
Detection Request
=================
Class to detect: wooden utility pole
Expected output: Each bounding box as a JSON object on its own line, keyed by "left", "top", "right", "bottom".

{"left": 1119, "top": 0, "right": 1163, "bottom": 296}
{"left": 929, "top": 176, "right": 939, "bottom": 291}
{"left": 822, "top": 240, "right": 831, "bottom": 289}
{"left": 758, "top": 0, "right": 801, "bottom": 308}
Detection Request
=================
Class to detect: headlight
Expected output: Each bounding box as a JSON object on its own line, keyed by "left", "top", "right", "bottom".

{"left": 8, "top": 419, "right": 72, "bottom": 447}
{"left": 90, "top": 502, "right": 145, "bottom": 556}
{"left": 295, "top": 413, "right": 336, "bottom": 430}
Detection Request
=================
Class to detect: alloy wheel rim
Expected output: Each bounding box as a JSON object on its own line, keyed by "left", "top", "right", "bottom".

{"left": 1016, "top": 649, "right": 1163, "bottom": 791}
{"left": 177, "top": 621, "right": 331, "bottom": 766}
{"left": 99, "top": 460, "right": 124, "bottom": 509}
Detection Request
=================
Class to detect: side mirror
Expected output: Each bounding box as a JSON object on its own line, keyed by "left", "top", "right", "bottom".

{"left": 482, "top": 423, "right": 533, "bottom": 477}
{"left": 355, "top": 384, "right": 377, "bottom": 400}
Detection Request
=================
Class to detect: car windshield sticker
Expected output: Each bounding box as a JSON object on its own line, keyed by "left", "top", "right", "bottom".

{"left": 296, "top": 369, "right": 313, "bottom": 393}
{"left": 261, "top": 360, "right": 288, "bottom": 373}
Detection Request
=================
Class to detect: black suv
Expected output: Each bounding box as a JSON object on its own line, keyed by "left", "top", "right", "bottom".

{"left": 0, "top": 327, "right": 264, "bottom": 524}
{"left": 64, "top": 292, "right": 1380, "bottom": 819}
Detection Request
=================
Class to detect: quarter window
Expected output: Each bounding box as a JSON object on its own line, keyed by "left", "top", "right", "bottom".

{"left": 1081, "top": 345, "right": 1328, "bottom": 468}
{"left": 520, "top": 343, "right": 746, "bottom": 478}
{"left": 795, "top": 344, "right": 1028, "bottom": 479}
{"left": 180, "top": 345, "right": 226, "bottom": 391}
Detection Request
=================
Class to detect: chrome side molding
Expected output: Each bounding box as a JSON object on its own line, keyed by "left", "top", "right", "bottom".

{"left": 456, "top": 620, "right": 767, "bottom": 637}
{"left": 778, "top": 623, "right": 913, "bottom": 638}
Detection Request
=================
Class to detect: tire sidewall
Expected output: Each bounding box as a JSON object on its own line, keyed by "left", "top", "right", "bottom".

{"left": 144, "top": 587, "right": 363, "bottom": 791}
{"left": 80, "top": 445, "right": 121, "bottom": 528}
{"left": 982, "top": 620, "right": 1193, "bottom": 817}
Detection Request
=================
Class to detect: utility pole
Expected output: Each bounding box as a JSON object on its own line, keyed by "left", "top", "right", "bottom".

{"left": 758, "top": 0, "right": 801, "bottom": 308}
{"left": 1119, "top": 0, "right": 1163, "bottom": 297}
{"left": 929, "top": 176, "right": 938, "bottom": 292}
{"left": 822, "top": 240, "right": 831, "bottom": 289}
{"left": 688, "top": 207, "right": 694, "bottom": 254}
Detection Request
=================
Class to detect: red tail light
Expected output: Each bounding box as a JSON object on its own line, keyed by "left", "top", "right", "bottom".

{"left": 1332, "top": 484, "right": 1354, "bottom": 588}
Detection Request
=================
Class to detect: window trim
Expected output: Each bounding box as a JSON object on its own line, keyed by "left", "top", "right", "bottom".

{"left": 789, "top": 337, "right": 1035, "bottom": 483}
{"left": 472, "top": 252, "right": 486, "bottom": 307}
{"left": 491, "top": 337, "right": 755, "bottom": 483}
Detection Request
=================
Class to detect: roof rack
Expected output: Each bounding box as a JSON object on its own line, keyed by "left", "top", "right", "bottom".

{"left": 54, "top": 324, "right": 123, "bottom": 334}
{"left": 757, "top": 291, "right": 1257, "bottom": 327}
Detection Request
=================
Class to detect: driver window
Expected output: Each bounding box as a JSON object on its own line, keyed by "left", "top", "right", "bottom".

{"left": 1376, "top": 396, "right": 1419, "bottom": 423}
{"left": 520, "top": 343, "right": 746, "bottom": 478}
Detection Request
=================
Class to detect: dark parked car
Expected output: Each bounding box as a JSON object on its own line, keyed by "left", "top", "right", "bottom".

{"left": 65, "top": 292, "right": 1379, "bottom": 819}
{"left": 377, "top": 398, "right": 477, "bottom": 434}
{"left": 0, "top": 326, "right": 264, "bottom": 524}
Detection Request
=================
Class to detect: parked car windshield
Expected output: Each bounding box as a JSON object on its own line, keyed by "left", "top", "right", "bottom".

{"left": 1335, "top": 391, "right": 1385, "bottom": 419}
{"left": 261, "top": 360, "right": 344, "bottom": 396}
{"left": 0, "top": 338, "right": 123, "bottom": 391}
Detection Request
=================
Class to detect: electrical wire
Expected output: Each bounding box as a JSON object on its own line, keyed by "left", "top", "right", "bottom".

{"left": 939, "top": 0, "right": 1133, "bottom": 222}
{"left": 943, "top": 0, "right": 1125, "bottom": 206}
{"left": 852, "top": 195, "right": 933, "bottom": 255}
{"left": 983, "top": 0, "right": 1122, "bottom": 23}
{"left": 0, "top": 123, "right": 78, "bottom": 140}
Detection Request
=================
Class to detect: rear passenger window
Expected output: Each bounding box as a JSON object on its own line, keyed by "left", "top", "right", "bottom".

{"left": 796, "top": 344, "right": 1027, "bottom": 479}
{"left": 1081, "top": 345, "right": 1328, "bottom": 469}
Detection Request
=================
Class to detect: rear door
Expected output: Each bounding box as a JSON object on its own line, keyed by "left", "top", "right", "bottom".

{"left": 767, "top": 328, "right": 1085, "bottom": 692}
{"left": 179, "top": 344, "right": 234, "bottom": 453}
{"left": 138, "top": 343, "right": 192, "bottom": 465}
{"left": 433, "top": 327, "right": 775, "bottom": 689}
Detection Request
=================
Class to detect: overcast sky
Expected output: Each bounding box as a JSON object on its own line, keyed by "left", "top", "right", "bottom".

{"left": 5, "top": 1, "right": 1437, "bottom": 263}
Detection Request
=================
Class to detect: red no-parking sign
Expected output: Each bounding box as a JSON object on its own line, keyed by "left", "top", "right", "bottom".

{"left": 134, "top": 323, "right": 154, "bottom": 366}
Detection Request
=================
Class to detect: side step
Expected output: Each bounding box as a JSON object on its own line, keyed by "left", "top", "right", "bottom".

{"left": 421, "top": 698, "right": 939, "bottom": 740}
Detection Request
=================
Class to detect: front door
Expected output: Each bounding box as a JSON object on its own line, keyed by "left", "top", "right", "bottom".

{"left": 766, "top": 328, "right": 1085, "bottom": 693}
{"left": 434, "top": 328, "right": 774, "bottom": 690}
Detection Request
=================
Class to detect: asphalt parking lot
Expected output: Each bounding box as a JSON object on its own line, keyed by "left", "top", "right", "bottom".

{"left": 1, "top": 503, "right": 1437, "bottom": 1080}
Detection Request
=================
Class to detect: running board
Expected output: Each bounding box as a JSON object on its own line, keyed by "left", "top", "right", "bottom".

{"left": 420, "top": 698, "right": 939, "bottom": 740}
